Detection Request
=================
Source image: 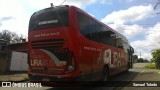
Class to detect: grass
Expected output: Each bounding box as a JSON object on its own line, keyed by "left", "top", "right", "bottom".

{"left": 145, "top": 63, "right": 156, "bottom": 69}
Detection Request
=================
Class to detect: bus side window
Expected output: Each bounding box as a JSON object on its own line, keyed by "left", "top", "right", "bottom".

{"left": 77, "top": 11, "right": 92, "bottom": 39}
{"left": 100, "top": 36, "right": 114, "bottom": 46}
{"left": 116, "top": 38, "right": 124, "bottom": 49}
{"left": 118, "top": 46, "right": 124, "bottom": 49}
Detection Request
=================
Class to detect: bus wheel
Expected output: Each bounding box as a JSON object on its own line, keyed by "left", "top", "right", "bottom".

{"left": 125, "top": 68, "right": 129, "bottom": 72}
{"left": 102, "top": 67, "right": 109, "bottom": 81}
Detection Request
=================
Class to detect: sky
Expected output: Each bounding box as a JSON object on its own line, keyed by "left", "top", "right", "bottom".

{"left": 0, "top": 0, "right": 160, "bottom": 60}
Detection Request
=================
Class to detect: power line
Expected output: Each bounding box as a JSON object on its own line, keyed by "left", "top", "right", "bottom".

{"left": 59, "top": 0, "right": 67, "bottom": 5}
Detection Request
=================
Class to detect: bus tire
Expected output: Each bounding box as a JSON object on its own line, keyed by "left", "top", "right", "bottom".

{"left": 125, "top": 68, "right": 129, "bottom": 72}
{"left": 128, "top": 62, "right": 130, "bottom": 69}
{"left": 102, "top": 66, "right": 109, "bottom": 81}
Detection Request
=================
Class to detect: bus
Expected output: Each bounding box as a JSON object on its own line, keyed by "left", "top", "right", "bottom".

{"left": 28, "top": 5, "right": 134, "bottom": 83}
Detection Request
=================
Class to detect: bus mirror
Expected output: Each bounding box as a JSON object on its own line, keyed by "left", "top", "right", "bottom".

{"left": 118, "top": 46, "right": 123, "bottom": 49}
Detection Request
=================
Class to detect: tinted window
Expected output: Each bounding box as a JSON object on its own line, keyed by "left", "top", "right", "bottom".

{"left": 77, "top": 12, "right": 93, "bottom": 37}
{"left": 77, "top": 11, "right": 116, "bottom": 46}
{"left": 77, "top": 12, "right": 103, "bottom": 39}
{"left": 29, "top": 6, "right": 69, "bottom": 31}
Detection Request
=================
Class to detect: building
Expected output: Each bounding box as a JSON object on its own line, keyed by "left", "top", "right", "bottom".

{"left": 0, "top": 41, "right": 28, "bottom": 73}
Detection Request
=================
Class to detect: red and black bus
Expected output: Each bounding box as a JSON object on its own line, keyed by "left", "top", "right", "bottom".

{"left": 28, "top": 5, "right": 134, "bottom": 83}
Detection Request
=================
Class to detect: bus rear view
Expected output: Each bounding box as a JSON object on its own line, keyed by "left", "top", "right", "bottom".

{"left": 28, "top": 5, "right": 78, "bottom": 83}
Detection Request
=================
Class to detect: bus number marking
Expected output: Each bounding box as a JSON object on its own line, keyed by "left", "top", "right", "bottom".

{"left": 38, "top": 20, "right": 58, "bottom": 25}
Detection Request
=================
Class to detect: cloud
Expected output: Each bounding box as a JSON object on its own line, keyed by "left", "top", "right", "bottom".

{"left": 108, "top": 23, "right": 160, "bottom": 60}
{"left": 119, "top": 0, "right": 134, "bottom": 3}
{"left": 102, "top": 5, "right": 153, "bottom": 24}
{"left": 0, "top": 0, "right": 159, "bottom": 61}
{"left": 0, "top": 0, "right": 100, "bottom": 37}
{"left": 99, "top": 0, "right": 112, "bottom": 5}
{"left": 111, "top": 22, "right": 160, "bottom": 60}
{"left": 0, "top": 17, "right": 14, "bottom": 22}
{"left": 108, "top": 24, "right": 145, "bottom": 39}
{"left": 110, "top": 23, "right": 160, "bottom": 60}
{"left": 0, "top": 0, "right": 30, "bottom": 36}
{"left": 26, "top": 0, "right": 97, "bottom": 10}
{"left": 101, "top": 5, "right": 159, "bottom": 60}
{"left": 0, "top": 17, "right": 14, "bottom": 26}
{"left": 0, "top": 0, "right": 100, "bottom": 36}
{"left": 64, "top": 0, "right": 97, "bottom": 8}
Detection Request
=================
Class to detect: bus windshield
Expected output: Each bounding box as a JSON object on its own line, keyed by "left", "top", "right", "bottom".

{"left": 29, "top": 6, "right": 69, "bottom": 31}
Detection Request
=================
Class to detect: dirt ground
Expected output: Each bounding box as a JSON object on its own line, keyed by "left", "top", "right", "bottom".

{"left": 0, "top": 72, "right": 28, "bottom": 82}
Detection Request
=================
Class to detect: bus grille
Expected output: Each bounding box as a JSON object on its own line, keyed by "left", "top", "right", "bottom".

{"left": 31, "top": 39, "right": 64, "bottom": 49}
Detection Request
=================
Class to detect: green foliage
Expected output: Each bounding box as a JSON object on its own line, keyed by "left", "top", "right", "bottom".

{"left": 137, "top": 58, "right": 149, "bottom": 63}
{"left": 151, "top": 48, "right": 160, "bottom": 69}
{"left": 145, "top": 63, "right": 156, "bottom": 69}
{"left": 151, "top": 58, "right": 155, "bottom": 63}
{"left": 133, "top": 55, "right": 138, "bottom": 62}
{"left": 137, "top": 58, "right": 144, "bottom": 62}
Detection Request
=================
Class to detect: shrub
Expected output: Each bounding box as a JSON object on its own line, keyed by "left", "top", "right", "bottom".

{"left": 145, "top": 63, "right": 156, "bottom": 69}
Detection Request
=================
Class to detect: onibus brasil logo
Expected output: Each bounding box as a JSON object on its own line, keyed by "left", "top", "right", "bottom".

{"left": 2, "top": 82, "right": 42, "bottom": 88}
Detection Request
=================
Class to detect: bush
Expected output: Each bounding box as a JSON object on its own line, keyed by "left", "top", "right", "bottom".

{"left": 145, "top": 63, "right": 156, "bottom": 69}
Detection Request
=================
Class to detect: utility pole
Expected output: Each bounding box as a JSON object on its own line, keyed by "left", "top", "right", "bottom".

{"left": 140, "top": 51, "right": 141, "bottom": 59}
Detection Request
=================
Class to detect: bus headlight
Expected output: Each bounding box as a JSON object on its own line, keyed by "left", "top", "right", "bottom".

{"left": 67, "top": 65, "right": 75, "bottom": 72}
{"left": 65, "top": 51, "right": 75, "bottom": 73}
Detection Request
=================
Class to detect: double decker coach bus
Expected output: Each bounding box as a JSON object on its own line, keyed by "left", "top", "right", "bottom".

{"left": 28, "top": 5, "right": 134, "bottom": 83}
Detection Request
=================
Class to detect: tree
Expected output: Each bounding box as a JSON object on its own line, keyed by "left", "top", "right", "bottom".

{"left": 143, "top": 59, "right": 149, "bottom": 63}
{"left": 154, "top": 0, "right": 160, "bottom": 14}
{"left": 0, "top": 30, "right": 26, "bottom": 44}
{"left": 133, "top": 55, "right": 138, "bottom": 63}
{"left": 137, "top": 58, "right": 144, "bottom": 63}
{"left": 151, "top": 48, "right": 160, "bottom": 69}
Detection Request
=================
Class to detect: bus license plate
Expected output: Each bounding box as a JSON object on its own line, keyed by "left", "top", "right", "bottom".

{"left": 42, "top": 78, "right": 50, "bottom": 81}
